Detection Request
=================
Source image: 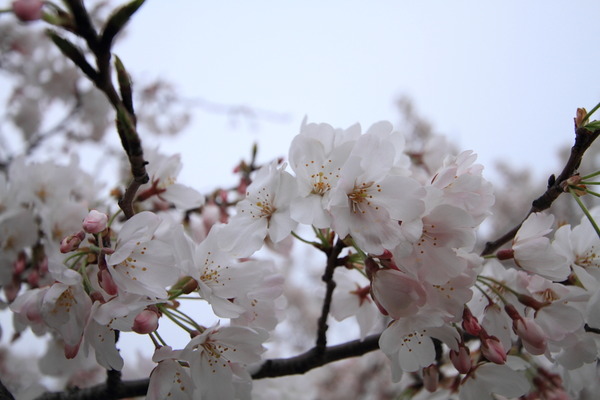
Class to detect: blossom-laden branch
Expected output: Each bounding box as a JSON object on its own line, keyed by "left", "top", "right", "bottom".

{"left": 33, "top": 335, "right": 382, "bottom": 400}
{"left": 482, "top": 124, "right": 600, "bottom": 256}
{"left": 49, "top": 0, "right": 149, "bottom": 219}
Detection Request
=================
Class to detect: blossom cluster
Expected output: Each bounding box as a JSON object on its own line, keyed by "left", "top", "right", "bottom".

{"left": 3, "top": 116, "right": 600, "bottom": 399}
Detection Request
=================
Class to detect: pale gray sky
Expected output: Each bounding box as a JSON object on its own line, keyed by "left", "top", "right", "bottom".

{"left": 115, "top": 0, "right": 600, "bottom": 189}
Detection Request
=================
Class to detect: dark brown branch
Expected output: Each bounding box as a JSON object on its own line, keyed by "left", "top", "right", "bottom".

{"left": 34, "top": 379, "right": 148, "bottom": 400}
{"left": 0, "top": 379, "right": 15, "bottom": 400}
{"left": 315, "top": 239, "right": 346, "bottom": 353}
{"left": 482, "top": 126, "right": 600, "bottom": 256}
{"left": 60, "top": 0, "right": 149, "bottom": 219}
{"left": 253, "top": 333, "right": 381, "bottom": 379}
{"left": 32, "top": 335, "right": 381, "bottom": 399}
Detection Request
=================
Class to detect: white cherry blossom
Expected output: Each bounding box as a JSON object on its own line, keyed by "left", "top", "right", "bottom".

{"left": 328, "top": 123, "right": 425, "bottom": 254}
{"left": 288, "top": 120, "right": 360, "bottom": 228}
{"left": 510, "top": 212, "right": 570, "bottom": 281}
{"left": 219, "top": 161, "right": 297, "bottom": 257}
{"left": 180, "top": 324, "right": 267, "bottom": 400}
{"left": 105, "top": 211, "right": 178, "bottom": 299}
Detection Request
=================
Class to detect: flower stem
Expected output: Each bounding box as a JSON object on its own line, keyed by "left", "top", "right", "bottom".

{"left": 569, "top": 187, "right": 600, "bottom": 239}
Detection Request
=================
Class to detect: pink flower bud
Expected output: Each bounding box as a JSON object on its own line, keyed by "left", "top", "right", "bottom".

{"left": 98, "top": 269, "right": 118, "bottom": 296}
{"left": 64, "top": 342, "right": 81, "bottom": 359}
{"left": 83, "top": 210, "right": 108, "bottom": 234}
{"left": 89, "top": 291, "right": 106, "bottom": 304}
{"left": 13, "top": 253, "right": 26, "bottom": 275}
{"left": 496, "top": 248, "right": 515, "bottom": 260}
{"left": 514, "top": 317, "right": 547, "bottom": 355}
{"left": 365, "top": 257, "right": 380, "bottom": 280}
{"left": 481, "top": 335, "right": 507, "bottom": 364}
{"left": 60, "top": 231, "right": 86, "bottom": 253}
{"left": 504, "top": 304, "right": 547, "bottom": 355}
{"left": 422, "top": 364, "right": 439, "bottom": 392}
{"left": 4, "top": 281, "right": 20, "bottom": 302}
{"left": 450, "top": 344, "right": 472, "bottom": 374}
{"left": 27, "top": 270, "right": 39, "bottom": 287}
{"left": 12, "top": 0, "right": 43, "bottom": 22}
{"left": 462, "top": 307, "right": 482, "bottom": 336}
{"left": 133, "top": 307, "right": 160, "bottom": 334}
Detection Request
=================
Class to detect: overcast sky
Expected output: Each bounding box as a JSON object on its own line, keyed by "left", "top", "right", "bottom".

{"left": 113, "top": 0, "right": 600, "bottom": 189}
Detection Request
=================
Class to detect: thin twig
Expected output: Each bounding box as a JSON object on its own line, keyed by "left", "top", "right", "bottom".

{"left": 482, "top": 126, "right": 600, "bottom": 256}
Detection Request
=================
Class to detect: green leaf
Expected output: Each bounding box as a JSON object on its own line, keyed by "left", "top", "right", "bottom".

{"left": 584, "top": 120, "right": 600, "bottom": 131}
{"left": 114, "top": 55, "right": 135, "bottom": 117}
{"left": 47, "top": 30, "right": 98, "bottom": 82}
{"left": 100, "top": 0, "right": 146, "bottom": 51}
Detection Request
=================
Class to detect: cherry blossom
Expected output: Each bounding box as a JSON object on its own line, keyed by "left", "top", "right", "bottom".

{"left": 180, "top": 325, "right": 268, "bottom": 400}
{"left": 288, "top": 120, "right": 360, "bottom": 228}
{"left": 508, "top": 212, "right": 570, "bottom": 281}
{"left": 219, "top": 161, "right": 297, "bottom": 257}
{"left": 105, "top": 211, "right": 179, "bottom": 299}
{"left": 328, "top": 122, "right": 425, "bottom": 254}
{"left": 147, "top": 346, "right": 194, "bottom": 400}
{"left": 135, "top": 148, "right": 205, "bottom": 211}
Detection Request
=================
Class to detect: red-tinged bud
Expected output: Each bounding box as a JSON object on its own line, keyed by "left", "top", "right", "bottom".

{"left": 98, "top": 269, "right": 118, "bottom": 296}
{"left": 462, "top": 307, "right": 482, "bottom": 336}
{"left": 504, "top": 304, "right": 547, "bottom": 354}
{"left": 27, "top": 270, "right": 39, "bottom": 287}
{"left": 504, "top": 304, "right": 521, "bottom": 320}
{"left": 450, "top": 344, "right": 472, "bottom": 374}
{"left": 481, "top": 336, "right": 507, "bottom": 364}
{"left": 517, "top": 293, "right": 548, "bottom": 310}
{"left": 422, "top": 364, "right": 439, "bottom": 392}
{"left": 376, "top": 249, "right": 393, "bottom": 260}
{"left": 89, "top": 291, "right": 106, "bottom": 304}
{"left": 12, "top": 0, "right": 43, "bottom": 22}
{"left": 379, "top": 257, "right": 399, "bottom": 270}
{"left": 496, "top": 248, "right": 515, "bottom": 260}
{"left": 64, "top": 342, "right": 81, "bottom": 359}
{"left": 133, "top": 307, "right": 160, "bottom": 334}
{"left": 172, "top": 276, "right": 199, "bottom": 294}
{"left": 60, "top": 231, "right": 86, "bottom": 253}
{"left": 13, "top": 253, "right": 26, "bottom": 275}
{"left": 4, "top": 281, "right": 20, "bottom": 302}
{"left": 365, "top": 257, "right": 380, "bottom": 281}
{"left": 83, "top": 210, "right": 108, "bottom": 234}
{"left": 575, "top": 108, "right": 587, "bottom": 128}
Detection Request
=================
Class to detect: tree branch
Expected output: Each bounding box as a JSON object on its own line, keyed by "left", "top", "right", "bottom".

{"left": 34, "top": 379, "right": 148, "bottom": 400}
{"left": 0, "top": 379, "right": 15, "bottom": 400}
{"left": 315, "top": 238, "right": 346, "bottom": 353}
{"left": 32, "top": 334, "right": 381, "bottom": 399}
{"left": 59, "top": 0, "right": 149, "bottom": 219}
{"left": 252, "top": 333, "right": 381, "bottom": 379}
{"left": 482, "top": 126, "right": 600, "bottom": 256}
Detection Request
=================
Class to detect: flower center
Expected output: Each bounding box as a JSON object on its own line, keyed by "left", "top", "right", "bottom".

{"left": 311, "top": 172, "right": 331, "bottom": 195}
{"left": 348, "top": 182, "right": 379, "bottom": 214}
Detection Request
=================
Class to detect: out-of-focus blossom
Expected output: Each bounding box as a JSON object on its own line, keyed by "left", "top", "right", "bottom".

{"left": 12, "top": 0, "right": 44, "bottom": 22}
